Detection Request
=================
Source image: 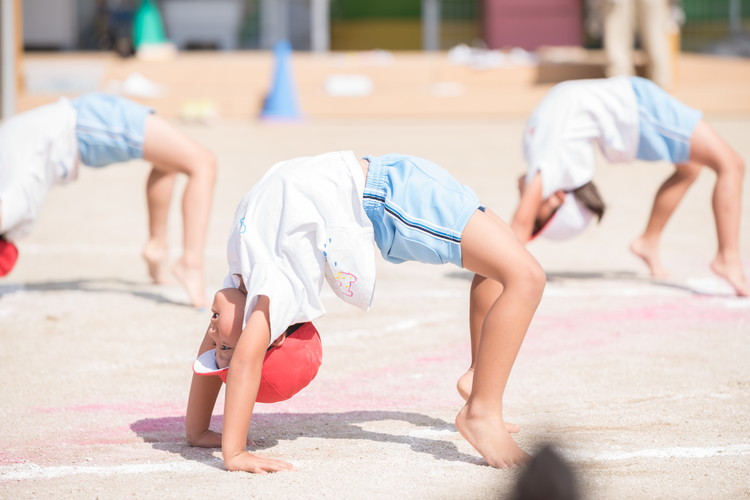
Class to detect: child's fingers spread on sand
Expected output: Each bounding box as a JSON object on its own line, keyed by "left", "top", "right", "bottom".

{"left": 225, "top": 452, "right": 295, "bottom": 473}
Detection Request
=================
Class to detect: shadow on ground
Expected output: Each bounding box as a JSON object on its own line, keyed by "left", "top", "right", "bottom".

{"left": 0, "top": 278, "right": 189, "bottom": 306}
{"left": 130, "top": 411, "right": 482, "bottom": 469}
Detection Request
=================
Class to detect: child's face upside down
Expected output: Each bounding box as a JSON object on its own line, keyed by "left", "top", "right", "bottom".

{"left": 206, "top": 288, "right": 246, "bottom": 369}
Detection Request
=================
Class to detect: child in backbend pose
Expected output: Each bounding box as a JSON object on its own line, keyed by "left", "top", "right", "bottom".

{"left": 511, "top": 77, "right": 747, "bottom": 296}
{"left": 0, "top": 93, "right": 216, "bottom": 307}
{"left": 185, "top": 151, "right": 546, "bottom": 472}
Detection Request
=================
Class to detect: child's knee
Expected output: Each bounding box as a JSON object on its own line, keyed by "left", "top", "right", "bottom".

{"left": 202, "top": 149, "right": 218, "bottom": 179}
{"left": 510, "top": 257, "right": 546, "bottom": 303}
{"left": 705, "top": 136, "right": 745, "bottom": 179}
{"left": 188, "top": 147, "right": 217, "bottom": 182}
{"left": 526, "top": 260, "right": 547, "bottom": 298}
{"left": 733, "top": 153, "right": 746, "bottom": 178}
{"left": 717, "top": 152, "right": 745, "bottom": 182}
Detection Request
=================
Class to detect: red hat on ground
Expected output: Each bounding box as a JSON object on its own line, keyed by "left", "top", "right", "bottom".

{"left": 193, "top": 322, "right": 322, "bottom": 403}
{"left": 0, "top": 239, "right": 19, "bottom": 277}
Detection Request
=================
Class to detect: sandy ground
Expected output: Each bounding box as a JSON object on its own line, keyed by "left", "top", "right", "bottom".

{"left": 1, "top": 115, "right": 749, "bottom": 499}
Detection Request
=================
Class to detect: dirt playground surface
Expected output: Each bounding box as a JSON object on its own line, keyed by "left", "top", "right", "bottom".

{"left": 1, "top": 116, "right": 749, "bottom": 499}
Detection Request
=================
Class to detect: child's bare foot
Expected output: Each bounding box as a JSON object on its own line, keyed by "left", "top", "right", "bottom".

{"left": 457, "top": 369, "right": 520, "bottom": 433}
{"left": 455, "top": 404, "right": 529, "bottom": 468}
{"left": 143, "top": 242, "right": 170, "bottom": 284}
{"left": 711, "top": 255, "right": 750, "bottom": 297}
{"left": 173, "top": 258, "right": 209, "bottom": 308}
{"left": 630, "top": 237, "right": 669, "bottom": 278}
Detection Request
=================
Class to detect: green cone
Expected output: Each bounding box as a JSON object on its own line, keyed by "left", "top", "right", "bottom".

{"left": 132, "top": 0, "right": 167, "bottom": 49}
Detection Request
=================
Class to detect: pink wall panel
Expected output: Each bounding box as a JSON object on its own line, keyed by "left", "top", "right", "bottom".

{"left": 483, "top": 0, "right": 583, "bottom": 50}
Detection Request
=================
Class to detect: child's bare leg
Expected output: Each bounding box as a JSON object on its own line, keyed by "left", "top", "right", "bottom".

{"left": 142, "top": 115, "right": 217, "bottom": 308}
{"left": 689, "top": 120, "right": 749, "bottom": 296}
{"left": 143, "top": 168, "right": 177, "bottom": 284}
{"left": 630, "top": 162, "right": 701, "bottom": 278}
{"left": 457, "top": 368, "right": 520, "bottom": 434}
{"left": 458, "top": 275, "right": 519, "bottom": 434}
{"left": 456, "top": 209, "right": 545, "bottom": 468}
{"left": 457, "top": 273, "right": 501, "bottom": 400}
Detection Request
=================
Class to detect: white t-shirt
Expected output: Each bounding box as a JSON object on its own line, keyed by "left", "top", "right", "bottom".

{"left": 523, "top": 77, "right": 639, "bottom": 198}
{"left": 0, "top": 98, "right": 79, "bottom": 240}
{"left": 223, "top": 151, "right": 377, "bottom": 345}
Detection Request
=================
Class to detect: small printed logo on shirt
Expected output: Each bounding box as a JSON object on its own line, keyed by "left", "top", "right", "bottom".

{"left": 239, "top": 217, "right": 247, "bottom": 234}
{"left": 334, "top": 271, "right": 357, "bottom": 297}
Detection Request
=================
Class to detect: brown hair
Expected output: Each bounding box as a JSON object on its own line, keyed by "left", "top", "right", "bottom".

{"left": 571, "top": 181, "right": 605, "bottom": 222}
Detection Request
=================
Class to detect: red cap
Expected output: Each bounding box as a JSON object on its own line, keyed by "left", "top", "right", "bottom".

{"left": 0, "top": 239, "right": 19, "bottom": 277}
{"left": 193, "top": 322, "right": 322, "bottom": 403}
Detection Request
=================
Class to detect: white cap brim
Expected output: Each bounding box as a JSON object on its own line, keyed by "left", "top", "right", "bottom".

{"left": 193, "top": 349, "right": 228, "bottom": 378}
{"left": 539, "top": 193, "right": 594, "bottom": 241}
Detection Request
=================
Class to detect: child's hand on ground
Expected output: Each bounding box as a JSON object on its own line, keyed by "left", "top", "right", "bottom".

{"left": 224, "top": 451, "right": 294, "bottom": 474}
{"left": 187, "top": 429, "right": 222, "bottom": 448}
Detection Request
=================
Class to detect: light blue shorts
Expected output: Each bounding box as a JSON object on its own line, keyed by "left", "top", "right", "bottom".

{"left": 629, "top": 77, "right": 702, "bottom": 164}
{"left": 362, "top": 154, "right": 483, "bottom": 267}
{"left": 72, "top": 93, "right": 154, "bottom": 167}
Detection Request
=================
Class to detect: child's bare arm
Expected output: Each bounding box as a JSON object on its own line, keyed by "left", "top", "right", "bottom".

{"left": 510, "top": 172, "right": 544, "bottom": 244}
{"left": 185, "top": 333, "right": 223, "bottom": 447}
{"left": 222, "top": 295, "right": 294, "bottom": 473}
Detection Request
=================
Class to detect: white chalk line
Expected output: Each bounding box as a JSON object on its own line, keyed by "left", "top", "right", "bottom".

{"left": 3, "top": 444, "right": 749, "bottom": 480}
{"left": 407, "top": 429, "right": 750, "bottom": 462}
{"left": 0, "top": 460, "right": 221, "bottom": 481}
{"left": 564, "top": 444, "right": 750, "bottom": 462}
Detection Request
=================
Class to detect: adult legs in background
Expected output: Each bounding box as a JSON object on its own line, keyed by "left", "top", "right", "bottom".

{"left": 603, "top": 0, "right": 672, "bottom": 89}
{"left": 636, "top": 0, "right": 672, "bottom": 89}
{"left": 603, "top": 0, "right": 636, "bottom": 78}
